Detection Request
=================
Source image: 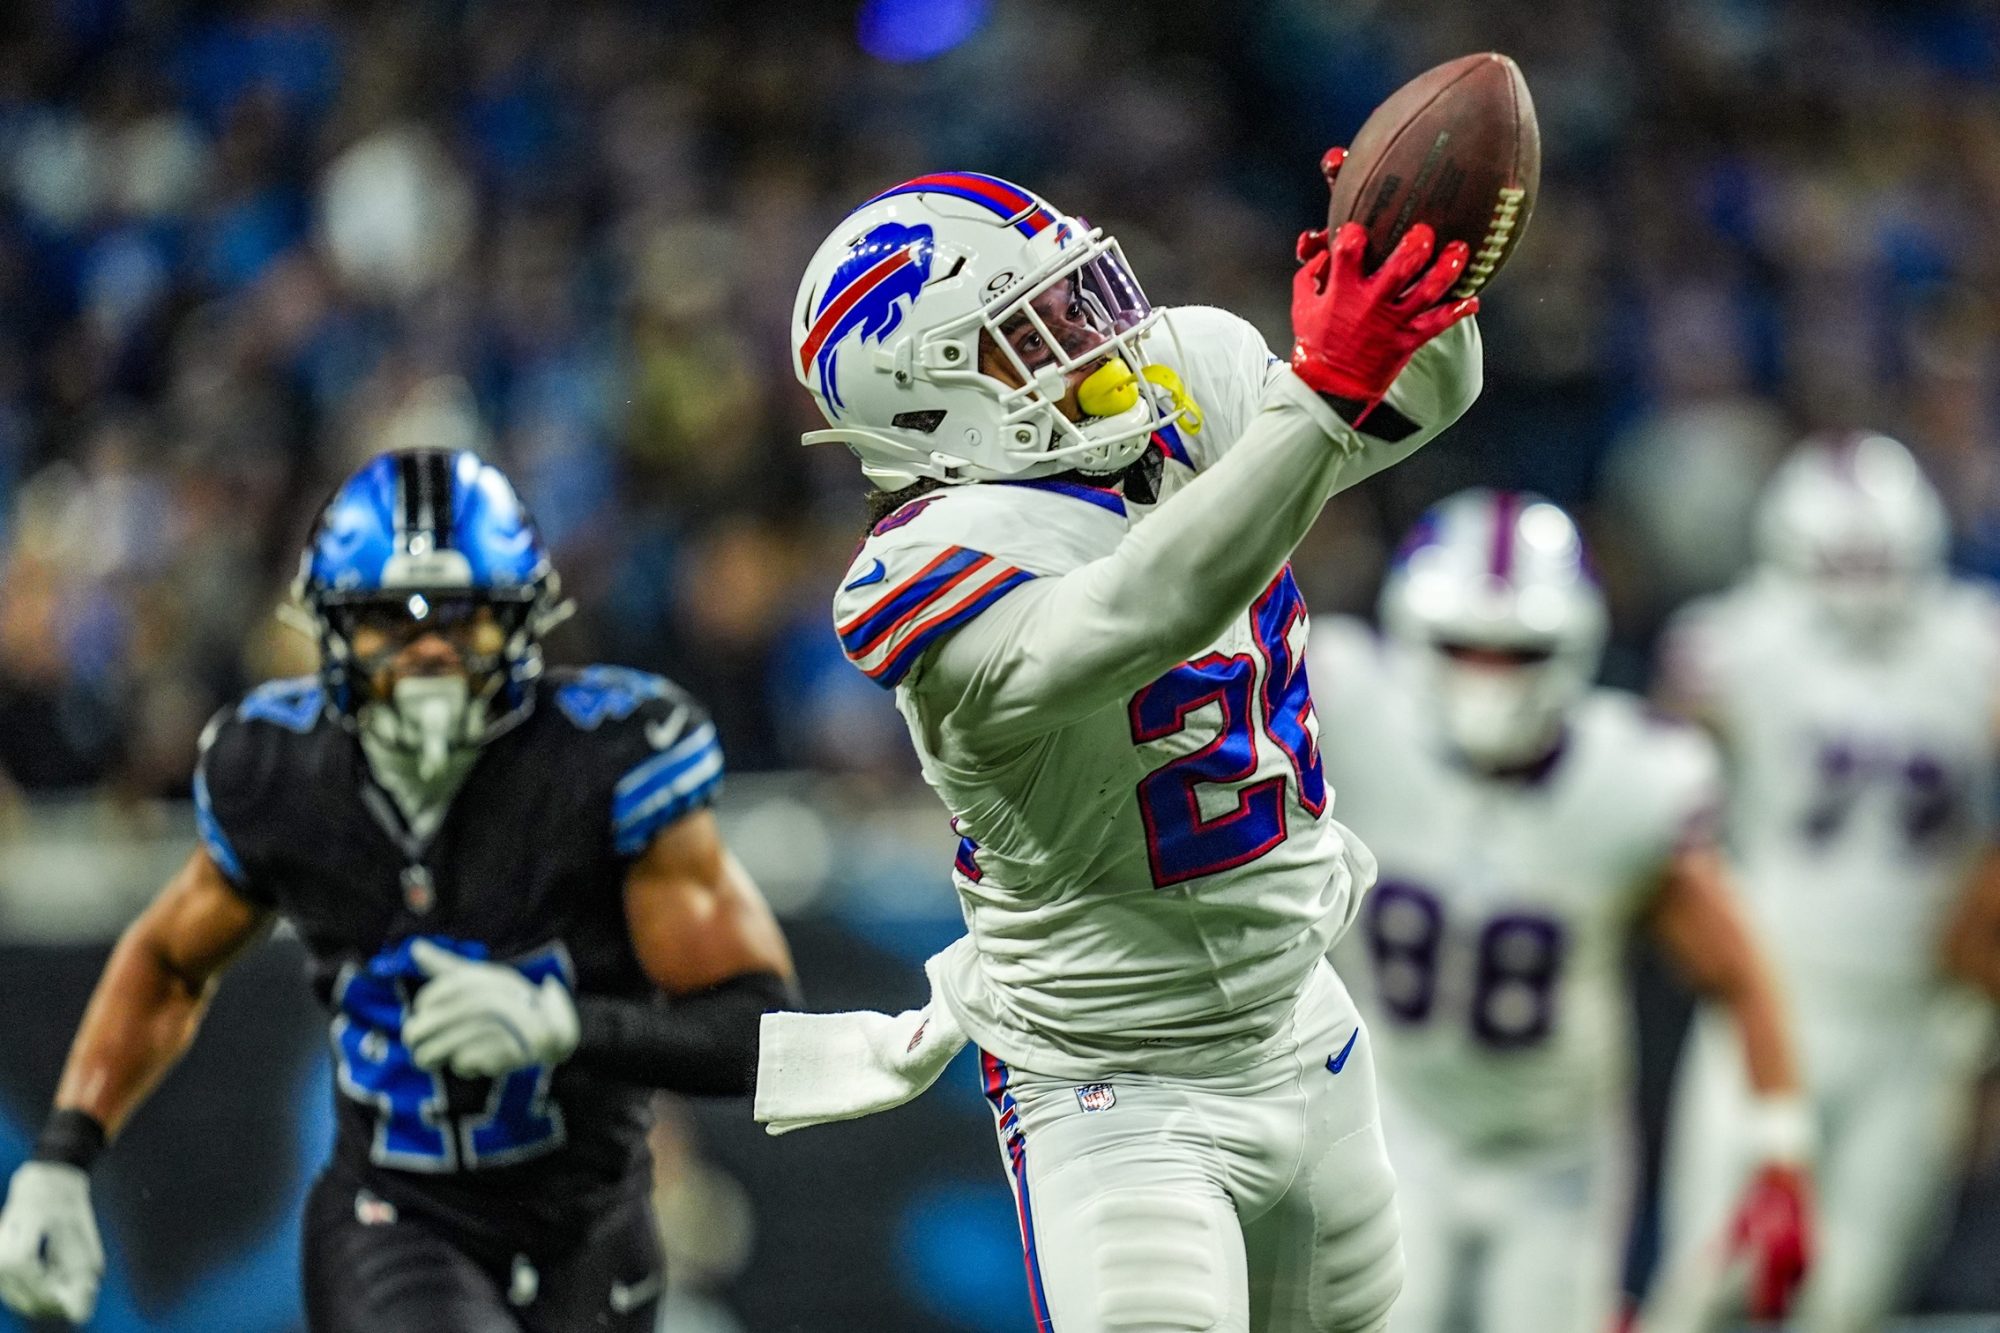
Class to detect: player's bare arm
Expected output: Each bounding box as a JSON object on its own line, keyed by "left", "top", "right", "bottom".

{"left": 1650, "top": 843, "right": 1801, "bottom": 1100}
{"left": 620, "top": 807, "right": 795, "bottom": 991}
{"left": 1938, "top": 702, "right": 2000, "bottom": 999}
{"left": 1938, "top": 845, "right": 2000, "bottom": 1000}
{"left": 0, "top": 848, "right": 269, "bottom": 1323}
{"left": 1648, "top": 840, "right": 1814, "bottom": 1319}
{"left": 52, "top": 848, "right": 273, "bottom": 1137}
{"left": 558, "top": 809, "right": 798, "bottom": 1095}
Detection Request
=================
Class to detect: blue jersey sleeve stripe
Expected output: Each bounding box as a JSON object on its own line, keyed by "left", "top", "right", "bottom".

{"left": 193, "top": 766, "right": 248, "bottom": 886}
{"left": 870, "top": 569, "right": 1035, "bottom": 688}
{"left": 612, "top": 738, "right": 722, "bottom": 828}
{"left": 837, "top": 547, "right": 987, "bottom": 653}
{"left": 611, "top": 723, "right": 717, "bottom": 800}
{"left": 613, "top": 744, "right": 725, "bottom": 834}
{"left": 612, "top": 761, "right": 724, "bottom": 855}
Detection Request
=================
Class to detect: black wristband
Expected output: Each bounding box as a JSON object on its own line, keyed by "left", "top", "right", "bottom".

{"left": 33, "top": 1108, "right": 107, "bottom": 1172}
{"left": 1318, "top": 393, "right": 1420, "bottom": 441}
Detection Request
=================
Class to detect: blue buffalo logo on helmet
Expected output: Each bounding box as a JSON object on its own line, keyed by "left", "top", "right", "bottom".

{"left": 798, "top": 220, "right": 936, "bottom": 412}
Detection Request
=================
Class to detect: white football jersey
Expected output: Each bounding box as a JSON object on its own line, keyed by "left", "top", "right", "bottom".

{"left": 1312, "top": 618, "right": 1720, "bottom": 1150}
{"left": 829, "top": 307, "right": 1482, "bottom": 1079}
{"left": 1660, "top": 574, "right": 2000, "bottom": 1000}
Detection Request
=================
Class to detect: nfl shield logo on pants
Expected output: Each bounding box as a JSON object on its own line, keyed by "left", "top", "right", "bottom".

{"left": 1074, "top": 1083, "right": 1117, "bottom": 1113}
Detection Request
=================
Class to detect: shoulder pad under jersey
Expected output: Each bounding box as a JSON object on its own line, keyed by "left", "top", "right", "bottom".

{"left": 832, "top": 485, "right": 1098, "bottom": 688}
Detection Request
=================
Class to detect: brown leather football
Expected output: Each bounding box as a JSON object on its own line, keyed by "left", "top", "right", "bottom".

{"left": 1325, "top": 52, "right": 1540, "bottom": 297}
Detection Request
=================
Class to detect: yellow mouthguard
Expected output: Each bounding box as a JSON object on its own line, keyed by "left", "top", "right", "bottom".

{"left": 1077, "top": 358, "right": 1140, "bottom": 418}
{"left": 1074, "top": 359, "right": 1207, "bottom": 434}
{"left": 1141, "top": 364, "right": 1203, "bottom": 435}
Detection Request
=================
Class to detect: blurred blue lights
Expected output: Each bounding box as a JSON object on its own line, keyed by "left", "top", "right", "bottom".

{"left": 897, "top": 1181, "right": 1031, "bottom": 1333}
{"left": 857, "top": 0, "right": 992, "bottom": 64}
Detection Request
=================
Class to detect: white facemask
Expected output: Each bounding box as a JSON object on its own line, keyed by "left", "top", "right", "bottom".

{"left": 360, "top": 675, "right": 489, "bottom": 804}
{"left": 1432, "top": 660, "right": 1569, "bottom": 770}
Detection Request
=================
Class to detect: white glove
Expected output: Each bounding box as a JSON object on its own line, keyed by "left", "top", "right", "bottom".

{"left": 0, "top": 1161, "right": 104, "bottom": 1325}
{"left": 405, "top": 939, "right": 580, "bottom": 1078}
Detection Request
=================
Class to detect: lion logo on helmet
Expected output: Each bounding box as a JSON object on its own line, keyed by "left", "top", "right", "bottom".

{"left": 799, "top": 221, "right": 936, "bottom": 413}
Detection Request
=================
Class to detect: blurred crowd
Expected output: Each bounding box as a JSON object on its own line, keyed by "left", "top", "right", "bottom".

{"left": 0, "top": 0, "right": 1997, "bottom": 798}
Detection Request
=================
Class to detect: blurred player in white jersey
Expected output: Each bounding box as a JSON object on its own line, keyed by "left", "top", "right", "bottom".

{"left": 1311, "top": 491, "right": 1810, "bottom": 1333}
{"left": 759, "top": 159, "right": 1482, "bottom": 1332}
{"left": 1647, "top": 432, "right": 2000, "bottom": 1333}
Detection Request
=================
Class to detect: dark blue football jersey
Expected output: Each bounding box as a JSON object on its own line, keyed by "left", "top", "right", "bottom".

{"left": 193, "top": 665, "right": 723, "bottom": 1249}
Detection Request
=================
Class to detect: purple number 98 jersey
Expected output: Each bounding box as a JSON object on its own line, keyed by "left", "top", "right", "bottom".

{"left": 1311, "top": 617, "right": 1720, "bottom": 1151}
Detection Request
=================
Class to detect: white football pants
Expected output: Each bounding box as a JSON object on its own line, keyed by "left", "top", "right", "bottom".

{"left": 1380, "top": 1094, "right": 1629, "bottom": 1333}
{"left": 977, "top": 962, "right": 1403, "bottom": 1333}
{"left": 1649, "top": 992, "right": 1987, "bottom": 1333}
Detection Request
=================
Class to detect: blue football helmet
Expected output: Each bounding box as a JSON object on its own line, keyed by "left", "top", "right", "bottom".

{"left": 292, "top": 448, "right": 570, "bottom": 730}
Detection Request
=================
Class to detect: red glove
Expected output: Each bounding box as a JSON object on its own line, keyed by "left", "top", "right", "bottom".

{"left": 1290, "top": 150, "right": 1477, "bottom": 420}
{"left": 1725, "top": 1163, "right": 1814, "bottom": 1320}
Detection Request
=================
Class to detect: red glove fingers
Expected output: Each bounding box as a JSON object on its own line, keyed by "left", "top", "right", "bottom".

{"left": 1290, "top": 218, "right": 1478, "bottom": 417}
{"left": 1294, "top": 146, "right": 1347, "bottom": 268}
{"left": 1357, "top": 220, "right": 1438, "bottom": 295}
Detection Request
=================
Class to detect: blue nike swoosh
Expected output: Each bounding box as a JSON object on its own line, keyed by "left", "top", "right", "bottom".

{"left": 844, "top": 559, "right": 887, "bottom": 591}
{"left": 1325, "top": 1030, "right": 1359, "bottom": 1075}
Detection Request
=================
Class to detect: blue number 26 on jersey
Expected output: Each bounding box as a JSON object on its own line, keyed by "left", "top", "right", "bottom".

{"left": 1129, "top": 569, "right": 1326, "bottom": 887}
{"left": 332, "top": 936, "right": 572, "bottom": 1172}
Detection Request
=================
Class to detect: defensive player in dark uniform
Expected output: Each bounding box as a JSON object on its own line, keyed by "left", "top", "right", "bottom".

{"left": 0, "top": 448, "right": 797, "bottom": 1331}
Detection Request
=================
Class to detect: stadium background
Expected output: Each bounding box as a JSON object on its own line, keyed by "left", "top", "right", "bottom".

{"left": 2, "top": 0, "right": 2000, "bottom": 1328}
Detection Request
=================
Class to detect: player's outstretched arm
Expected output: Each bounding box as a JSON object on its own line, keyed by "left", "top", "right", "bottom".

{"left": 1651, "top": 844, "right": 1802, "bottom": 1103}
{"left": 47, "top": 849, "right": 274, "bottom": 1137}
{"left": 1648, "top": 843, "right": 1814, "bottom": 1324}
{"left": 928, "top": 225, "right": 1481, "bottom": 744}
{"left": 0, "top": 848, "right": 271, "bottom": 1326}
{"left": 579, "top": 809, "right": 797, "bottom": 1095}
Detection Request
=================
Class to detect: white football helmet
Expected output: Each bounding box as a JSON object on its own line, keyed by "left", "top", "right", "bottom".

{"left": 1755, "top": 431, "right": 1948, "bottom": 639}
{"left": 1381, "top": 490, "right": 1609, "bottom": 769}
{"left": 792, "top": 172, "right": 1182, "bottom": 489}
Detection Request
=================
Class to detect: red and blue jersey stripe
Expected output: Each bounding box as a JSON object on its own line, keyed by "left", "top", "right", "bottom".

{"left": 838, "top": 545, "right": 1036, "bottom": 688}
{"left": 864, "top": 172, "right": 1058, "bottom": 239}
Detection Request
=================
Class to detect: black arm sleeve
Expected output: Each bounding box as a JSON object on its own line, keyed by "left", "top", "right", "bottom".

{"left": 570, "top": 971, "right": 798, "bottom": 1096}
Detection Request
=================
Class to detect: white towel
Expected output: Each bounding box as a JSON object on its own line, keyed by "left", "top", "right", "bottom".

{"left": 754, "top": 942, "right": 972, "bottom": 1135}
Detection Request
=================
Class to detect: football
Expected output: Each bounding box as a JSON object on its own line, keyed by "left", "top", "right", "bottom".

{"left": 1326, "top": 52, "right": 1540, "bottom": 297}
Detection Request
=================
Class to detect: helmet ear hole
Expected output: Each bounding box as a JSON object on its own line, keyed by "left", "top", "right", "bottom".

{"left": 892, "top": 410, "right": 946, "bottom": 434}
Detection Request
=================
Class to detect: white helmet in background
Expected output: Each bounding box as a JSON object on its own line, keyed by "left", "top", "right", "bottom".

{"left": 1755, "top": 431, "right": 1948, "bottom": 640}
{"left": 1381, "top": 490, "right": 1609, "bottom": 769}
{"left": 792, "top": 172, "right": 1183, "bottom": 490}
